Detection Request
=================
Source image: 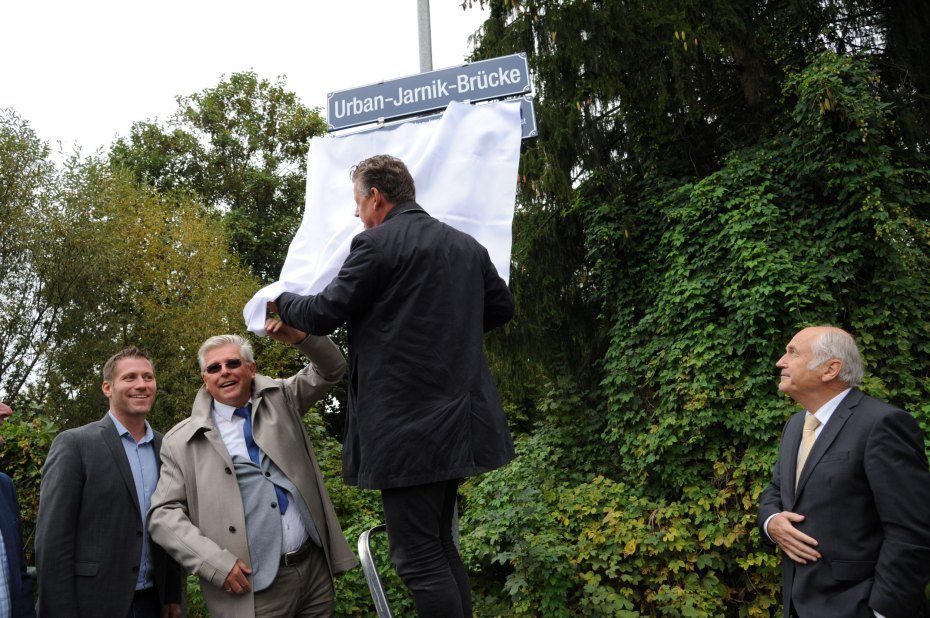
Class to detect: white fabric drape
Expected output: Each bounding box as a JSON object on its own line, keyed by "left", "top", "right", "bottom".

{"left": 243, "top": 99, "right": 522, "bottom": 335}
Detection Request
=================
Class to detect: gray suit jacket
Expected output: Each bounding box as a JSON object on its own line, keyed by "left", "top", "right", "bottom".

{"left": 35, "top": 415, "right": 182, "bottom": 617}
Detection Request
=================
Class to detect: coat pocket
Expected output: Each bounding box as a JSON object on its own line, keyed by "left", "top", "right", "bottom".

{"left": 820, "top": 450, "right": 849, "bottom": 463}
{"left": 830, "top": 559, "right": 875, "bottom": 581}
{"left": 75, "top": 561, "right": 99, "bottom": 577}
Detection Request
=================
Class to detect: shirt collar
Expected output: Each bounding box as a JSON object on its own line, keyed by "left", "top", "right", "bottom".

{"left": 212, "top": 400, "right": 239, "bottom": 422}
{"left": 810, "top": 387, "right": 852, "bottom": 427}
{"left": 108, "top": 411, "right": 154, "bottom": 444}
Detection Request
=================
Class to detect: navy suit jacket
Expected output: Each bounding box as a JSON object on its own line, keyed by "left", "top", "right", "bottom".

{"left": 759, "top": 388, "right": 930, "bottom": 618}
{"left": 0, "top": 473, "right": 35, "bottom": 617}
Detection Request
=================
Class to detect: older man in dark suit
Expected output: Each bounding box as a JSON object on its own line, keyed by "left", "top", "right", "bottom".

{"left": 35, "top": 348, "right": 182, "bottom": 617}
{"left": 271, "top": 154, "right": 516, "bottom": 617}
{"left": 759, "top": 326, "right": 930, "bottom": 618}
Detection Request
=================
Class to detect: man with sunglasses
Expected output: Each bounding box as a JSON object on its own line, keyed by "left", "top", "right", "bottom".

{"left": 148, "top": 319, "right": 356, "bottom": 617}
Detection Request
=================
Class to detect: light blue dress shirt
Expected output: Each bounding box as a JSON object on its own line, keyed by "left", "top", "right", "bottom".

{"left": 108, "top": 412, "right": 158, "bottom": 591}
{"left": 0, "top": 526, "right": 10, "bottom": 618}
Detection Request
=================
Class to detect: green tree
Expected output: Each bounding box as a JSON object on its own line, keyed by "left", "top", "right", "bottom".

{"left": 38, "top": 159, "right": 261, "bottom": 431}
{"left": 0, "top": 110, "right": 64, "bottom": 402}
{"left": 110, "top": 72, "right": 328, "bottom": 281}
{"left": 461, "top": 1, "right": 930, "bottom": 615}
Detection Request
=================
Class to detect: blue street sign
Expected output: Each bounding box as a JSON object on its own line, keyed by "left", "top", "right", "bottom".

{"left": 327, "top": 53, "right": 532, "bottom": 131}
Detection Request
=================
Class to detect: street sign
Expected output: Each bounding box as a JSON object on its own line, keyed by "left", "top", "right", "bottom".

{"left": 519, "top": 96, "right": 537, "bottom": 139}
{"left": 327, "top": 53, "right": 531, "bottom": 131}
{"left": 334, "top": 96, "right": 537, "bottom": 141}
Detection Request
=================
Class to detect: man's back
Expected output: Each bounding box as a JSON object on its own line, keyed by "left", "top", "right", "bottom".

{"left": 277, "top": 202, "right": 515, "bottom": 490}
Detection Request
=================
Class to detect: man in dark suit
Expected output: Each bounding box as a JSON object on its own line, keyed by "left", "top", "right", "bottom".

{"left": 35, "top": 348, "right": 182, "bottom": 617}
{"left": 0, "top": 402, "right": 36, "bottom": 617}
{"left": 270, "top": 154, "right": 515, "bottom": 617}
{"left": 759, "top": 326, "right": 930, "bottom": 618}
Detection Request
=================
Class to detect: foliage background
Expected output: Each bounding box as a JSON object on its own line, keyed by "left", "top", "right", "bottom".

{"left": 2, "top": 0, "right": 930, "bottom": 615}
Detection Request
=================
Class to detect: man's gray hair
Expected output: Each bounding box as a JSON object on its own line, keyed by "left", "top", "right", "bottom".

{"left": 808, "top": 329, "right": 864, "bottom": 387}
{"left": 350, "top": 154, "right": 416, "bottom": 205}
{"left": 197, "top": 335, "right": 254, "bottom": 372}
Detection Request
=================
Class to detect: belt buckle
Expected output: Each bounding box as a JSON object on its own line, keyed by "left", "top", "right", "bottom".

{"left": 281, "top": 541, "right": 309, "bottom": 566}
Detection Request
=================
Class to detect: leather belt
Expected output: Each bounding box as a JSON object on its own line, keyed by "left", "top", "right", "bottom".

{"left": 280, "top": 538, "right": 315, "bottom": 567}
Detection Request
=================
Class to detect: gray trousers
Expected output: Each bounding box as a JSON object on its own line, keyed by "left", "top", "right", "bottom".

{"left": 252, "top": 545, "right": 333, "bottom": 617}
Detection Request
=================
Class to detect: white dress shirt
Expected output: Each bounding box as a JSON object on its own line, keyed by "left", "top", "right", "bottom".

{"left": 212, "top": 402, "right": 309, "bottom": 553}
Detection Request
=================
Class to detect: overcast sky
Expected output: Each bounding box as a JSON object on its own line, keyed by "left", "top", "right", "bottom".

{"left": 1, "top": 0, "right": 489, "bottom": 155}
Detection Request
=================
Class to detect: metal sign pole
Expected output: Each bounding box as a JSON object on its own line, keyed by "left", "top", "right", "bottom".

{"left": 417, "top": 0, "right": 433, "bottom": 72}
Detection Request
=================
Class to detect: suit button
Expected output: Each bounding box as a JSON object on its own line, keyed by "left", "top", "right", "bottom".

{"left": 136, "top": 530, "right": 143, "bottom": 537}
{"left": 225, "top": 467, "right": 232, "bottom": 474}
{"left": 271, "top": 502, "right": 277, "bottom": 509}
{"left": 264, "top": 472, "right": 271, "bottom": 477}
{"left": 229, "top": 526, "right": 236, "bottom": 533}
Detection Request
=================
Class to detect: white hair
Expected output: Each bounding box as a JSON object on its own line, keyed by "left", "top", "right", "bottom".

{"left": 197, "top": 334, "right": 254, "bottom": 372}
{"left": 807, "top": 329, "right": 863, "bottom": 387}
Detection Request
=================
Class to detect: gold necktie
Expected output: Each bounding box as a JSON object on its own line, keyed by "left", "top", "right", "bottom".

{"left": 795, "top": 413, "right": 821, "bottom": 487}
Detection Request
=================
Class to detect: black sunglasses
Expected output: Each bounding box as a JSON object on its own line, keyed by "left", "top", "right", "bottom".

{"left": 204, "top": 359, "right": 243, "bottom": 374}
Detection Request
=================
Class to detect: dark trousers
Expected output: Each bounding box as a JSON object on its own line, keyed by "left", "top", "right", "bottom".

{"left": 381, "top": 479, "right": 471, "bottom": 618}
{"left": 127, "top": 586, "right": 160, "bottom": 618}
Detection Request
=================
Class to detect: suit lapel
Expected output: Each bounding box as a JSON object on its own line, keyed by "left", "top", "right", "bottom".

{"left": 153, "top": 431, "right": 163, "bottom": 468}
{"left": 782, "top": 412, "right": 804, "bottom": 507}
{"left": 795, "top": 389, "right": 860, "bottom": 497}
{"left": 98, "top": 415, "right": 142, "bottom": 517}
{"left": 250, "top": 393, "right": 286, "bottom": 473}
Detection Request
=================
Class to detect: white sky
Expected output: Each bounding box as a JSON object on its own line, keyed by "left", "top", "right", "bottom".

{"left": 1, "top": 0, "right": 489, "bottom": 155}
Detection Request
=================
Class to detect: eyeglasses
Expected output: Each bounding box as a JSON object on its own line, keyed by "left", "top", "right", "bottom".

{"left": 204, "top": 359, "right": 243, "bottom": 374}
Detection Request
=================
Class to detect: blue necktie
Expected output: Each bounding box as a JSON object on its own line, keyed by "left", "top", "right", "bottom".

{"left": 233, "top": 405, "right": 289, "bottom": 515}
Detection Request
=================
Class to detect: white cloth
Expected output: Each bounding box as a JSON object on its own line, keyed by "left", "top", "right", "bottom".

{"left": 244, "top": 99, "right": 523, "bottom": 335}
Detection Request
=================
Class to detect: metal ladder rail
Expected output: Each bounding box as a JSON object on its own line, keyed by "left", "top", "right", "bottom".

{"left": 358, "top": 523, "right": 394, "bottom": 618}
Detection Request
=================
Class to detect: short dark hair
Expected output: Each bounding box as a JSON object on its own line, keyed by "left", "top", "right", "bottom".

{"left": 102, "top": 347, "right": 152, "bottom": 382}
{"left": 350, "top": 154, "right": 416, "bottom": 204}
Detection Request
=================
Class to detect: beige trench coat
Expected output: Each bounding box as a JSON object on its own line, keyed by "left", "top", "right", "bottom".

{"left": 148, "top": 335, "right": 357, "bottom": 617}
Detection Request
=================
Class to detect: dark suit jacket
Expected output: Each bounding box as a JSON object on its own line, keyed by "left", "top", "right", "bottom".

{"left": 759, "top": 388, "right": 930, "bottom": 618}
{"left": 0, "top": 473, "right": 36, "bottom": 617}
{"left": 35, "top": 415, "right": 182, "bottom": 617}
{"left": 278, "top": 201, "right": 516, "bottom": 490}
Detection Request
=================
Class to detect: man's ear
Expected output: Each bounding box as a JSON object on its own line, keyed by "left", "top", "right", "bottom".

{"left": 102, "top": 380, "right": 112, "bottom": 399}
{"left": 821, "top": 359, "right": 842, "bottom": 382}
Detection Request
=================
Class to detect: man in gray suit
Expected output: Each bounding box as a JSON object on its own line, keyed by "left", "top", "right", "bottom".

{"left": 149, "top": 319, "right": 356, "bottom": 617}
{"left": 35, "top": 347, "right": 182, "bottom": 617}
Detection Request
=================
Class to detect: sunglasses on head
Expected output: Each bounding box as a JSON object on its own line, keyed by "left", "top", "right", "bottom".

{"left": 204, "top": 359, "right": 243, "bottom": 374}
